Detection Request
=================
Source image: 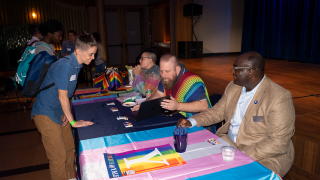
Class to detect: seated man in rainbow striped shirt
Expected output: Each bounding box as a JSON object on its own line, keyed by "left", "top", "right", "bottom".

{"left": 133, "top": 53, "right": 211, "bottom": 118}
{"left": 132, "top": 52, "right": 161, "bottom": 96}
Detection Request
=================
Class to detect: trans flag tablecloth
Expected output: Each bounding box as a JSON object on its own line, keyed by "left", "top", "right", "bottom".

{"left": 79, "top": 126, "right": 281, "bottom": 180}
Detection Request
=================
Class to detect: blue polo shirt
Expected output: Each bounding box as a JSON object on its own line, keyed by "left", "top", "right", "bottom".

{"left": 31, "top": 53, "right": 82, "bottom": 125}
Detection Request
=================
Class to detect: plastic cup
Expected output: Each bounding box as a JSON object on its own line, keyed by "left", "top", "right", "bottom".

{"left": 173, "top": 133, "right": 188, "bottom": 153}
{"left": 128, "top": 69, "right": 134, "bottom": 85}
{"left": 220, "top": 146, "right": 237, "bottom": 162}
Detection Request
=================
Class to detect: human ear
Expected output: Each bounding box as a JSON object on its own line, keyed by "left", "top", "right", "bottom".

{"left": 75, "top": 48, "right": 82, "bottom": 54}
{"left": 249, "top": 69, "right": 254, "bottom": 77}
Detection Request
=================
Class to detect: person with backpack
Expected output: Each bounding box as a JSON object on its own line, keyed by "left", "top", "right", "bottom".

{"left": 31, "top": 21, "right": 97, "bottom": 180}
{"left": 16, "top": 20, "right": 62, "bottom": 95}
{"left": 14, "top": 23, "right": 48, "bottom": 87}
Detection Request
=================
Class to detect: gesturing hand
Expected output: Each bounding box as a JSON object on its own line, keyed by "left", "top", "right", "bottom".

{"left": 132, "top": 104, "right": 140, "bottom": 111}
{"left": 132, "top": 65, "right": 142, "bottom": 75}
{"left": 176, "top": 118, "right": 192, "bottom": 128}
{"left": 161, "top": 96, "right": 179, "bottom": 111}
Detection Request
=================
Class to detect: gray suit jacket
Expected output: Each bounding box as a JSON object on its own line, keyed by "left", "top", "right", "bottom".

{"left": 192, "top": 77, "right": 295, "bottom": 177}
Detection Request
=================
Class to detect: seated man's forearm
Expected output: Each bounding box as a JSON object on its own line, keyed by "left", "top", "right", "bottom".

{"left": 148, "top": 90, "right": 163, "bottom": 100}
{"left": 178, "top": 99, "right": 208, "bottom": 112}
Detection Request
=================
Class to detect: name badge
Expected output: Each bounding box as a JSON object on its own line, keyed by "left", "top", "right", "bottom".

{"left": 67, "top": 48, "right": 71, "bottom": 51}
{"left": 253, "top": 116, "right": 264, "bottom": 122}
{"left": 70, "top": 74, "right": 76, "bottom": 81}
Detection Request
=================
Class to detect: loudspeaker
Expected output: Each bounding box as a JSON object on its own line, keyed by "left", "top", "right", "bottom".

{"left": 178, "top": 41, "right": 203, "bottom": 59}
{"left": 183, "top": 3, "right": 203, "bottom": 16}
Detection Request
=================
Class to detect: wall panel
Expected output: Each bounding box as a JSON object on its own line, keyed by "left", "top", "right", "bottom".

{"left": 174, "top": 0, "right": 192, "bottom": 55}
{"left": 0, "top": 0, "right": 87, "bottom": 43}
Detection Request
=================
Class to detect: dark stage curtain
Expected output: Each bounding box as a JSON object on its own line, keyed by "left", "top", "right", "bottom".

{"left": 241, "top": 0, "right": 320, "bottom": 63}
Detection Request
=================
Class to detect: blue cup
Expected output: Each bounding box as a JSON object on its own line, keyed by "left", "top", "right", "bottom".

{"left": 173, "top": 133, "right": 188, "bottom": 153}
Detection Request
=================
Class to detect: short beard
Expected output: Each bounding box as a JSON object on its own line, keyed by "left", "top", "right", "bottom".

{"left": 161, "top": 74, "right": 177, "bottom": 90}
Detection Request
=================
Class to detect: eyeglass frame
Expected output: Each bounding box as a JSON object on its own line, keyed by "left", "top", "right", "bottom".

{"left": 140, "top": 56, "right": 151, "bottom": 60}
{"left": 233, "top": 66, "right": 252, "bottom": 70}
{"left": 232, "top": 64, "right": 259, "bottom": 71}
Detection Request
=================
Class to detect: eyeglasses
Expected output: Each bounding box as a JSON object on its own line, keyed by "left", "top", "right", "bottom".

{"left": 140, "top": 57, "right": 150, "bottom": 60}
{"left": 233, "top": 66, "right": 252, "bottom": 70}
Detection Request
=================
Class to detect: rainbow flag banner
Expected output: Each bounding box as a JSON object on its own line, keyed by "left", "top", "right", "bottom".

{"left": 120, "top": 70, "right": 126, "bottom": 85}
{"left": 93, "top": 68, "right": 125, "bottom": 91}
{"left": 104, "top": 144, "right": 186, "bottom": 178}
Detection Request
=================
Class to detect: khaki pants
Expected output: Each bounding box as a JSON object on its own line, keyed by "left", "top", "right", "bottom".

{"left": 33, "top": 115, "right": 75, "bottom": 180}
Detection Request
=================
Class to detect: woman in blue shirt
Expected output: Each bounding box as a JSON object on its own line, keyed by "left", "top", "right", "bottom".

{"left": 32, "top": 20, "right": 97, "bottom": 180}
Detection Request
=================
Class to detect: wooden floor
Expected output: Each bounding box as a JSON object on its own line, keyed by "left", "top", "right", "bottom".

{"left": 0, "top": 55, "right": 320, "bottom": 179}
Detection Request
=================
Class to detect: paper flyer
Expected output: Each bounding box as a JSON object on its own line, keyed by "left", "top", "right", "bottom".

{"left": 104, "top": 144, "right": 186, "bottom": 178}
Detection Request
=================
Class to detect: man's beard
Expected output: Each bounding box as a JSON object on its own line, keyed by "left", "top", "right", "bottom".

{"left": 161, "top": 74, "right": 177, "bottom": 90}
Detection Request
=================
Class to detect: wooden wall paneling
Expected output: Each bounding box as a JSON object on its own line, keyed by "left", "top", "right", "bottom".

{"left": 96, "top": 0, "right": 109, "bottom": 65}
{"left": 25, "top": 0, "right": 30, "bottom": 24}
{"left": 139, "top": 8, "right": 146, "bottom": 51}
{"left": 5, "top": 0, "right": 12, "bottom": 25}
{"left": 35, "top": 0, "right": 41, "bottom": 23}
{"left": 150, "top": 6, "right": 167, "bottom": 44}
{"left": 120, "top": 8, "right": 128, "bottom": 68}
{"left": 123, "top": 9, "right": 130, "bottom": 67}
{"left": 105, "top": 5, "right": 146, "bottom": 9}
{"left": 86, "top": 7, "right": 90, "bottom": 30}
{"left": 73, "top": 9, "right": 78, "bottom": 35}
{"left": 118, "top": 8, "right": 125, "bottom": 68}
{"left": 24, "top": 0, "right": 30, "bottom": 24}
{"left": 174, "top": 0, "right": 192, "bottom": 56}
{"left": 1, "top": 0, "right": 8, "bottom": 25}
{"left": 164, "top": 6, "right": 170, "bottom": 42}
{"left": 170, "top": 0, "right": 175, "bottom": 53}
{"left": 15, "top": 0, "right": 21, "bottom": 24}
{"left": 64, "top": 6, "right": 70, "bottom": 35}
{"left": 38, "top": 0, "right": 44, "bottom": 23}
{"left": 0, "top": 1, "right": 4, "bottom": 24}
{"left": 42, "top": 0, "right": 48, "bottom": 23}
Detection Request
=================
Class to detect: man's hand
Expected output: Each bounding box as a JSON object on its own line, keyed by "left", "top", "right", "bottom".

{"left": 72, "top": 120, "right": 94, "bottom": 128}
{"left": 132, "top": 104, "right": 140, "bottom": 111}
{"left": 161, "top": 96, "right": 179, "bottom": 111}
{"left": 132, "top": 65, "right": 142, "bottom": 75}
{"left": 61, "top": 114, "right": 68, "bottom": 127}
{"left": 176, "top": 118, "right": 192, "bottom": 128}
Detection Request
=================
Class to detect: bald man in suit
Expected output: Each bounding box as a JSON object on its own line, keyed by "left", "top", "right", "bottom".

{"left": 177, "top": 51, "right": 295, "bottom": 177}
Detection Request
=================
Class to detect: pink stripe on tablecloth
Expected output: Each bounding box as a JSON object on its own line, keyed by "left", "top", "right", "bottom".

{"left": 92, "top": 151, "right": 254, "bottom": 180}
{"left": 148, "top": 150, "right": 254, "bottom": 180}
{"left": 79, "top": 130, "right": 218, "bottom": 166}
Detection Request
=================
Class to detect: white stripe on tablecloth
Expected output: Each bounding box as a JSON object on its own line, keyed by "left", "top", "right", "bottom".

{"left": 81, "top": 138, "right": 229, "bottom": 180}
